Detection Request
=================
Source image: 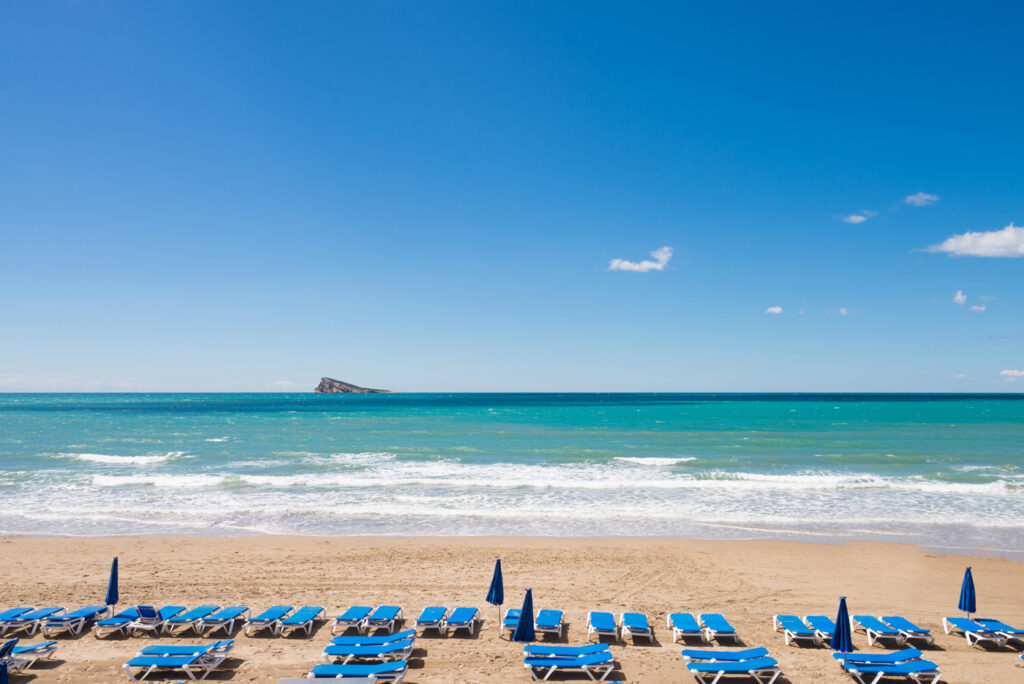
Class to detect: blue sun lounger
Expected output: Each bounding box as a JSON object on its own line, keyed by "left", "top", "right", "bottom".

{"left": 832, "top": 648, "right": 924, "bottom": 665}
{"left": 323, "top": 637, "right": 415, "bottom": 664}
{"left": 309, "top": 660, "right": 409, "bottom": 681}
{"left": 244, "top": 605, "right": 293, "bottom": 636}
{"left": 852, "top": 615, "right": 906, "bottom": 646}
{"left": 772, "top": 615, "right": 822, "bottom": 646}
{"left": 525, "top": 643, "right": 609, "bottom": 658}
{"left": 40, "top": 605, "right": 110, "bottom": 637}
{"left": 279, "top": 606, "right": 324, "bottom": 637}
{"left": 129, "top": 605, "right": 187, "bottom": 636}
{"left": 416, "top": 606, "right": 449, "bottom": 635}
{"left": 94, "top": 607, "right": 141, "bottom": 638}
{"left": 668, "top": 613, "right": 705, "bottom": 642}
{"left": 0, "top": 609, "right": 31, "bottom": 622}
{"left": 164, "top": 605, "right": 220, "bottom": 636}
{"left": 587, "top": 612, "right": 618, "bottom": 641}
{"left": 501, "top": 608, "right": 521, "bottom": 636}
{"left": 10, "top": 640, "right": 59, "bottom": 669}
{"left": 195, "top": 606, "right": 249, "bottom": 636}
{"left": 941, "top": 616, "right": 1006, "bottom": 648}
{"left": 536, "top": 609, "right": 566, "bottom": 639}
{"left": 364, "top": 606, "right": 403, "bottom": 635}
{"left": 444, "top": 607, "right": 479, "bottom": 636}
{"left": 619, "top": 613, "right": 652, "bottom": 642}
{"left": 700, "top": 614, "right": 739, "bottom": 643}
{"left": 839, "top": 659, "right": 941, "bottom": 684}
{"left": 0, "top": 608, "right": 63, "bottom": 636}
{"left": 122, "top": 652, "right": 227, "bottom": 681}
{"left": 680, "top": 647, "right": 771, "bottom": 662}
{"left": 686, "top": 656, "right": 782, "bottom": 684}
{"left": 975, "top": 618, "right": 1024, "bottom": 642}
{"left": 331, "top": 628, "right": 416, "bottom": 646}
{"left": 332, "top": 606, "right": 374, "bottom": 635}
{"left": 805, "top": 615, "right": 837, "bottom": 639}
{"left": 880, "top": 617, "right": 934, "bottom": 646}
{"left": 137, "top": 640, "right": 234, "bottom": 661}
{"left": 524, "top": 651, "right": 615, "bottom": 681}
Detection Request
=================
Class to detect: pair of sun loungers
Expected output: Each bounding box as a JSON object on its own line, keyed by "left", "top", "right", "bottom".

{"left": 851, "top": 615, "right": 934, "bottom": 647}
{"left": 331, "top": 606, "right": 404, "bottom": 636}
{"left": 585, "top": 611, "right": 656, "bottom": 643}
{"left": 322, "top": 628, "right": 416, "bottom": 665}
{"left": 308, "top": 659, "right": 409, "bottom": 680}
{"left": 833, "top": 648, "right": 941, "bottom": 684}
{"left": 0, "top": 636, "right": 60, "bottom": 673}
{"left": 245, "top": 606, "right": 325, "bottom": 637}
{"left": 0, "top": 606, "right": 98, "bottom": 637}
{"left": 667, "top": 613, "right": 739, "bottom": 644}
{"left": 502, "top": 608, "right": 566, "bottom": 639}
{"left": 942, "top": 616, "right": 1024, "bottom": 648}
{"left": 522, "top": 642, "right": 615, "bottom": 681}
{"left": 413, "top": 606, "right": 481, "bottom": 636}
{"left": 122, "top": 640, "right": 234, "bottom": 681}
{"left": 771, "top": 615, "right": 834, "bottom": 646}
{"left": 680, "top": 646, "right": 782, "bottom": 684}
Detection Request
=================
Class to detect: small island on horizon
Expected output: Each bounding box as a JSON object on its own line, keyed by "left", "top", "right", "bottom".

{"left": 314, "top": 377, "right": 391, "bottom": 394}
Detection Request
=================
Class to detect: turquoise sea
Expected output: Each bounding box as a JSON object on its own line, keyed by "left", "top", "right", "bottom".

{"left": 1, "top": 393, "right": 1022, "bottom": 556}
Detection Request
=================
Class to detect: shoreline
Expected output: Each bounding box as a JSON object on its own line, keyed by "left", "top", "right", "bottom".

{"left": 2, "top": 535, "right": 1022, "bottom": 682}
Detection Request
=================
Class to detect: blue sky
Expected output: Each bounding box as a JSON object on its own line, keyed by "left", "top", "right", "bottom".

{"left": 1, "top": 1, "right": 1022, "bottom": 392}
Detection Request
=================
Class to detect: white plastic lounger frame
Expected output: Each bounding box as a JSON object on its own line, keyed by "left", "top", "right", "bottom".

{"left": 668, "top": 613, "right": 706, "bottom": 643}
{"left": 323, "top": 638, "right": 415, "bottom": 665}
{"left": 524, "top": 652, "right": 615, "bottom": 681}
{"left": 686, "top": 657, "right": 782, "bottom": 684}
{"left": 841, "top": 661, "right": 942, "bottom": 684}
{"left": 244, "top": 606, "right": 293, "bottom": 637}
{"left": 416, "top": 607, "right": 450, "bottom": 636}
{"left": 10, "top": 640, "right": 60, "bottom": 669}
{"left": 941, "top": 617, "right": 1007, "bottom": 648}
{"left": 279, "top": 607, "right": 325, "bottom": 637}
{"left": 122, "top": 653, "right": 227, "bottom": 681}
{"left": 619, "top": 613, "right": 653, "bottom": 642}
{"left": 881, "top": 617, "right": 935, "bottom": 647}
{"left": 587, "top": 612, "right": 618, "bottom": 642}
{"left": 40, "top": 606, "right": 110, "bottom": 638}
{"left": 852, "top": 616, "right": 906, "bottom": 647}
{"left": 772, "top": 615, "right": 822, "bottom": 646}
{"left": 196, "top": 607, "right": 250, "bottom": 637}
{"left": 445, "top": 608, "right": 480, "bottom": 636}
{"left": 534, "top": 610, "right": 565, "bottom": 639}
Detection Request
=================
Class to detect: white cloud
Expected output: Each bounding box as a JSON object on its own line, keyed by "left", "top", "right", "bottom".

{"left": 839, "top": 308, "right": 849, "bottom": 316}
{"left": 608, "top": 246, "right": 673, "bottom": 272}
{"left": 904, "top": 192, "right": 940, "bottom": 207}
{"left": 267, "top": 380, "right": 301, "bottom": 391}
{"left": 842, "top": 210, "right": 877, "bottom": 224}
{"left": 969, "top": 304, "right": 986, "bottom": 312}
{"left": 925, "top": 223, "right": 1024, "bottom": 258}
{"left": 953, "top": 290, "right": 966, "bottom": 305}
{"left": 1000, "top": 369, "right": 1024, "bottom": 381}
{"left": 952, "top": 373, "right": 968, "bottom": 379}
{"left": 765, "top": 306, "right": 783, "bottom": 314}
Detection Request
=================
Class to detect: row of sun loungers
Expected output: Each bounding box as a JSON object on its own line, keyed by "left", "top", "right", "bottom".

{"left": 770, "top": 613, "right": 1024, "bottom": 651}
{"left": 833, "top": 648, "right": 942, "bottom": 684}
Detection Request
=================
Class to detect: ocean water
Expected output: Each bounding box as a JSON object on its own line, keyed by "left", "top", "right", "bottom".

{"left": 1, "top": 393, "right": 1022, "bottom": 557}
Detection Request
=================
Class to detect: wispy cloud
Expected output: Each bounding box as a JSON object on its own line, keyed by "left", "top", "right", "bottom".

{"left": 765, "top": 306, "right": 783, "bottom": 314}
{"left": 608, "top": 246, "right": 673, "bottom": 272}
{"left": 926, "top": 223, "right": 1024, "bottom": 258}
{"left": 953, "top": 290, "right": 966, "bottom": 305}
{"left": 1000, "top": 369, "right": 1024, "bottom": 381}
{"left": 842, "top": 210, "right": 878, "bottom": 224}
{"left": 267, "top": 380, "right": 302, "bottom": 391}
{"left": 969, "top": 304, "right": 986, "bottom": 312}
{"left": 904, "top": 192, "right": 940, "bottom": 207}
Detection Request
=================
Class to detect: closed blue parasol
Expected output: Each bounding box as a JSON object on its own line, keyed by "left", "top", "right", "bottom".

{"left": 830, "top": 596, "right": 853, "bottom": 657}
{"left": 486, "top": 558, "right": 503, "bottom": 634}
{"left": 0, "top": 660, "right": 8, "bottom": 684}
{"left": 105, "top": 557, "right": 119, "bottom": 607}
{"left": 512, "top": 588, "right": 535, "bottom": 642}
{"left": 958, "top": 566, "right": 976, "bottom": 618}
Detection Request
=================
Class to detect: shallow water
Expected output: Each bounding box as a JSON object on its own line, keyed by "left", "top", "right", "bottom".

{"left": 1, "top": 393, "right": 1021, "bottom": 557}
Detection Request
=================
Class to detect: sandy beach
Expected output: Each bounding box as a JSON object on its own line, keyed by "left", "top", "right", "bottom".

{"left": 1, "top": 536, "right": 1021, "bottom": 683}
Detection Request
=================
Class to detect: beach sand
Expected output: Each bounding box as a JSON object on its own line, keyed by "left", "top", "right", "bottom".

{"left": 1, "top": 536, "right": 1021, "bottom": 683}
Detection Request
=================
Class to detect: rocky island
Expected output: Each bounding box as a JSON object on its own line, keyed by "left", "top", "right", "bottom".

{"left": 314, "top": 377, "right": 391, "bottom": 394}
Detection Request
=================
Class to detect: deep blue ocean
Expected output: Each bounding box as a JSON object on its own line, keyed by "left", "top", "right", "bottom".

{"left": 1, "top": 393, "right": 1021, "bottom": 556}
